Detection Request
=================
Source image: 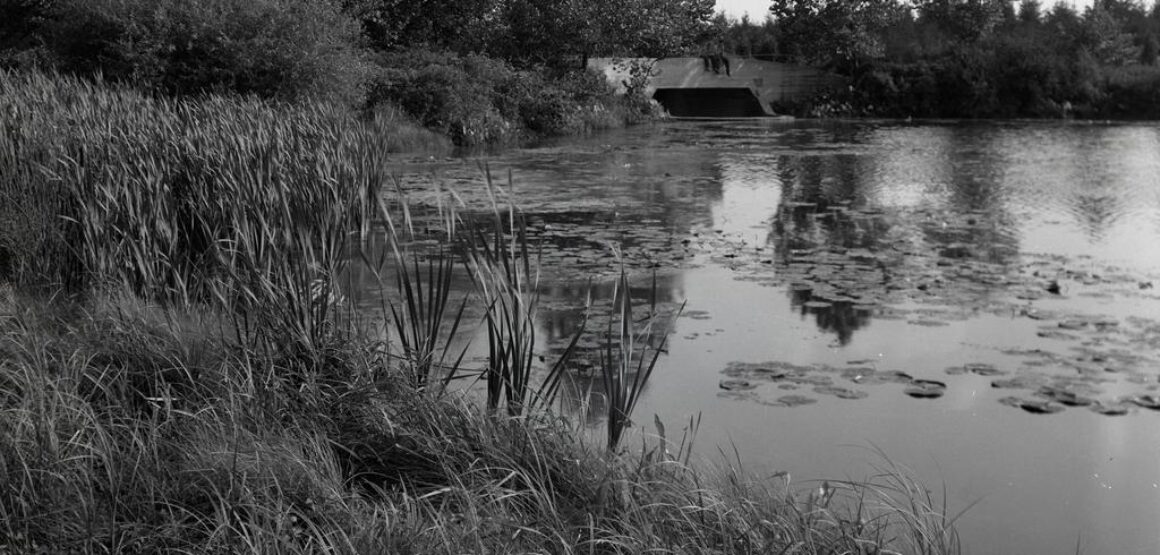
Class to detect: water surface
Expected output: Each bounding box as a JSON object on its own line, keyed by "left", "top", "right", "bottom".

{"left": 366, "top": 120, "right": 1160, "bottom": 554}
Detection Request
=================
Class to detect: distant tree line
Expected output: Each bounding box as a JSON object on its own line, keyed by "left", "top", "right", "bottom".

{"left": 714, "top": 0, "right": 1160, "bottom": 118}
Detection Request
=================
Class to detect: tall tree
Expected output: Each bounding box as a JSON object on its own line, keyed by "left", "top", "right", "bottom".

{"left": 769, "top": 0, "right": 907, "bottom": 70}
{"left": 1017, "top": 0, "right": 1042, "bottom": 25}
{"left": 479, "top": 0, "right": 713, "bottom": 66}
{"left": 341, "top": 0, "right": 499, "bottom": 50}
{"left": 915, "top": 0, "right": 1007, "bottom": 42}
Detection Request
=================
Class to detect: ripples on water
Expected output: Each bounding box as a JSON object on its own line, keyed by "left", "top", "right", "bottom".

{"left": 358, "top": 120, "right": 1160, "bottom": 555}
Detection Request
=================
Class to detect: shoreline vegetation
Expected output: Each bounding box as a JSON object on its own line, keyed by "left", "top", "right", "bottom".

{"left": 721, "top": 0, "right": 1160, "bottom": 119}
{"left": 0, "top": 69, "right": 965, "bottom": 554}
{"left": 2, "top": 0, "right": 967, "bottom": 552}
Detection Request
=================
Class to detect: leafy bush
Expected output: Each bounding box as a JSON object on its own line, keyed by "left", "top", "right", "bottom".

{"left": 369, "top": 49, "right": 654, "bottom": 146}
{"left": 1098, "top": 65, "right": 1160, "bottom": 118}
{"left": 32, "top": 0, "right": 371, "bottom": 104}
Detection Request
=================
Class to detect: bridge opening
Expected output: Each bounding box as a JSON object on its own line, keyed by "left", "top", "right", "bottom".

{"left": 652, "top": 87, "right": 771, "bottom": 118}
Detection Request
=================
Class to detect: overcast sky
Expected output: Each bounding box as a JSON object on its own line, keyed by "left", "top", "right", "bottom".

{"left": 716, "top": 0, "right": 1097, "bottom": 21}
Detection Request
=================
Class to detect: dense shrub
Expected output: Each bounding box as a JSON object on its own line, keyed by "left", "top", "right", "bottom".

{"left": 1098, "top": 65, "right": 1160, "bottom": 118}
{"left": 23, "top": 0, "right": 371, "bottom": 105}
{"left": 369, "top": 49, "right": 657, "bottom": 146}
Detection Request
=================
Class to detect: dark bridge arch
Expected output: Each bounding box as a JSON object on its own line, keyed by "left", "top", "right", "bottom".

{"left": 652, "top": 87, "right": 770, "bottom": 118}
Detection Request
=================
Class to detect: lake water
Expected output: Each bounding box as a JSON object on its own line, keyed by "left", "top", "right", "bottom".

{"left": 360, "top": 120, "right": 1160, "bottom": 554}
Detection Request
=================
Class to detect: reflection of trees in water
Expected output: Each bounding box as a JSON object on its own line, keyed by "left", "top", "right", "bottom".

{"left": 1069, "top": 193, "right": 1121, "bottom": 242}
{"left": 918, "top": 132, "right": 1021, "bottom": 264}
{"left": 788, "top": 288, "right": 873, "bottom": 347}
{"left": 492, "top": 150, "right": 728, "bottom": 274}
{"left": 768, "top": 154, "right": 885, "bottom": 345}
{"left": 771, "top": 154, "right": 892, "bottom": 253}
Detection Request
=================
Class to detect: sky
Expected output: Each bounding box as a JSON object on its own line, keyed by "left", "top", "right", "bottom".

{"left": 715, "top": 0, "right": 1097, "bottom": 21}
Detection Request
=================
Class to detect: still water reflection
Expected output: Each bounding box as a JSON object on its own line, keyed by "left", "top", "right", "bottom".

{"left": 369, "top": 120, "right": 1160, "bottom": 554}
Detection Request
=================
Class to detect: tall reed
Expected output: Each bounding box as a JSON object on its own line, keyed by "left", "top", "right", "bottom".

{"left": 364, "top": 182, "right": 469, "bottom": 391}
{"left": 462, "top": 171, "right": 584, "bottom": 417}
{"left": 0, "top": 70, "right": 416, "bottom": 358}
{"left": 600, "top": 268, "right": 682, "bottom": 451}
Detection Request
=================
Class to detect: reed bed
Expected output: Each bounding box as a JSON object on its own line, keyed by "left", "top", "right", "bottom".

{"left": 1, "top": 69, "right": 452, "bottom": 363}
{"left": 0, "top": 70, "right": 962, "bottom": 554}
{"left": 461, "top": 172, "right": 587, "bottom": 418}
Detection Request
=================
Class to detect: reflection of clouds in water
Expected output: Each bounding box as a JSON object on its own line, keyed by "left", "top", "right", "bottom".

{"left": 711, "top": 153, "right": 782, "bottom": 241}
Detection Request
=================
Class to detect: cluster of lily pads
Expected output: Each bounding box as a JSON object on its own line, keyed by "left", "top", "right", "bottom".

{"left": 716, "top": 361, "right": 948, "bottom": 408}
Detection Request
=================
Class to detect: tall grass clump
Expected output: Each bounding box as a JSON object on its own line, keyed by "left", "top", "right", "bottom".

{"left": 462, "top": 174, "right": 585, "bottom": 417}
{"left": 599, "top": 268, "right": 682, "bottom": 452}
{"left": 0, "top": 69, "right": 449, "bottom": 355}
{"left": 362, "top": 183, "right": 470, "bottom": 391}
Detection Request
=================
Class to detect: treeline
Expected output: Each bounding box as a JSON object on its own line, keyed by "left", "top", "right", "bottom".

{"left": 716, "top": 0, "right": 1160, "bottom": 119}
{"left": 0, "top": 0, "right": 716, "bottom": 145}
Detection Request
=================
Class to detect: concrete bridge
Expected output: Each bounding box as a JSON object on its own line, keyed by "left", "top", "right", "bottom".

{"left": 588, "top": 57, "right": 846, "bottom": 117}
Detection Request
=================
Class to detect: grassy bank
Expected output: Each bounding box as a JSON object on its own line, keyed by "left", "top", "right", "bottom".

{"left": 0, "top": 70, "right": 961, "bottom": 554}
{"left": 0, "top": 290, "right": 961, "bottom": 554}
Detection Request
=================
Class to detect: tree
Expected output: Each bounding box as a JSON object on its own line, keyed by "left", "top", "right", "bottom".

{"left": 769, "top": 0, "right": 907, "bottom": 70}
{"left": 1017, "top": 0, "right": 1041, "bottom": 25}
{"left": 474, "top": 0, "right": 713, "bottom": 67}
{"left": 341, "top": 0, "right": 499, "bottom": 51}
{"left": 915, "top": 0, "right": 1007, "bottom": 42}
{"left": 1079, "top": 3, "right": 1140, "bottom": 66}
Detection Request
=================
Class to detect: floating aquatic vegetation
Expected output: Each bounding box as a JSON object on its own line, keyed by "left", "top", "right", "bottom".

{"left": 904, "top": 380, "right": 947, "bottom": 399}
{"left": 761, "top": 394, "right": 817, "bottom": 408}
{"left": 999, "top": 396, "right": 1065, "bottom": 415}
{"left": 946, "top": 363, "right": 1007, "bottom": 377}
{"left": 991, "top": 375, "right": 1051, "bottom": 390}
{"left": 1037, "top": 329, "right": 1081, "bottom": 341}
{"left": 719, "top": 379, "right": 756, "bottom": 391}
{"left": 843, "top": 368, "right": 913, "bottom": 385}
{"left": 814, "top": 385, "right": 869, "bottom": 400}
{"left": 1129, "top": 395, "right": 1160, "bottom": 410}
{"left": 1036, "top": 386, "right": 1095, "bottom": 407}
{"left": 1088, "top": 402, "right": 1131, "bottom": 416}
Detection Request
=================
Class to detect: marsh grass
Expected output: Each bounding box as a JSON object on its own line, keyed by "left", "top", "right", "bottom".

{"left": 600, "top": 267, "right": 684, "bottom": 452}
{"left": 361, "top": 181, "right": 470, "bottom": 391}
{"left": 0, "top": 71, "right": 962, "bottom": 554}
{"left": 462, "top": 170, "right": 585, "bottom": 417}
{"left": 0, "top": 69, "right": 441, "bottom": 296}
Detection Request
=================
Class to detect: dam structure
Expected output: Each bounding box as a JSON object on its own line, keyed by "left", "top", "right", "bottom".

{"left": 588, "top": 57, "right": 846, "bottom": 118}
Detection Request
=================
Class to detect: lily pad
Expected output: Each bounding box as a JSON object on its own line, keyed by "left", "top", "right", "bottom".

{"left": 846, "top": 369, "right": 913, "bottom": 385}
{"left": 965, "top": 363, "right": 1005, "bottom": 376}
{"left": 904, "top": 379, "right": 947, "bottom": 399}
{"left": 1129, "top": 394, "right": 1160, "bottom": 410}
{"left": 1036, "top": 386, "right": 1094, "bottom": 407}
{"left": 1089, "top": 402, "right": 1131, "bottom": 416}
{"left": 999, "top": 396, "right": 1065, "bottom": 414}
{"left": 813, "top": 386, "right": 869, "bottom": 400}
{"left": 719, "top": 379, "right": 756, "bottom": 391}
{"left": 762, "top": 394, "right": 817, "bottom": 408}
{"left": 1037, "top": 330, "right": 1081, "bottom": 341}
{"left": 992, "top": 375, "right": 1049, "bottom": 390}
